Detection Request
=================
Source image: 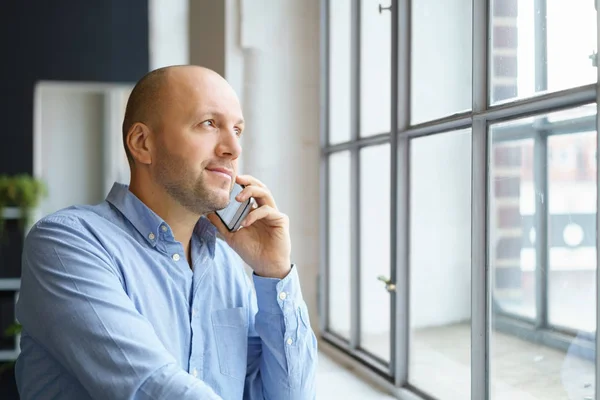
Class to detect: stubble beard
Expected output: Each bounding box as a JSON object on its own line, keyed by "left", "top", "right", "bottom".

{"left": 154, "top": 152, "right": 231, "bottom": 215}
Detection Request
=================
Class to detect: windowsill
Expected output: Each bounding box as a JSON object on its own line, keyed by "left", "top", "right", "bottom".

{"left": 320, "top": 322, "right": 595, "bottom": 400}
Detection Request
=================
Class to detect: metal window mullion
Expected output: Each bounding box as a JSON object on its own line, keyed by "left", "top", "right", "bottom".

{"left": 533, "top": 129, "right": 549, "bottom": 329}
{"left": 351, "top": 0, "right": 360, "bottom": 143}
{"left": 392, "top": 0, "right": 410, "bottom": 387}
{"left": 350, "top": 147, "right": 361, "bottom": 350}
{"left": 349, "top": 0, "right": 361, "bottom": 350}
{"left": 323, "top": 87, "right": 597, "bottom": 154}
{"left": 471, "top": 118, "right": 490, "bottom": 400}
{"left": 472, "top": 0, "right": 489, "bottom": 398}
{"left": 324, "top": 133, "right": 392, "bottom": 153}
{"left": 482, "top": 85, "right": 596, "bottom": 123}
{"left": 532, "top": 0, "right": 549, "bottom": 332}
{"left": 320, "top": 154, "right": 330, "bottom": 333}
{"left": 401, "top": 114, "right": 473, "bottom": 139}
{"left": 319, "top": 0, "right": 330, "bottom": 335}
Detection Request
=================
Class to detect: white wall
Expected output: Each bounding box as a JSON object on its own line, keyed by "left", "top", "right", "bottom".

{"left": 33, "top": 83, "right": 132, "bottom": 220}
{"left": 148, "top": 0, "right": 189, "bottom": 69}
{"left": 37, "top": 88, "right": 105, "bottom": 217}
{"left": 224, "top": 0, "right": 246, "bottom": 111}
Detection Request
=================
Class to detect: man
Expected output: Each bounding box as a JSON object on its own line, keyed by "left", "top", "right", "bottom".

{"left": 15, "top": 65, "right": 318, "bottom": 399}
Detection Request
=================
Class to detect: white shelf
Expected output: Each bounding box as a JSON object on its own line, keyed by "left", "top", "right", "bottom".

{"left": 0, "top": 279, "right": 20, "bottom": 291}
{"left": 0, "top": 350, "right": 19, "bottom": 362}
{"left": 1, "top": 207, "right": 21, "bottom": 220}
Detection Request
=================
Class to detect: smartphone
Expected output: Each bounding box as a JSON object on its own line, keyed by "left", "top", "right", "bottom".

{"left": 215, "top": 183, "right": 254, "bottom": 232}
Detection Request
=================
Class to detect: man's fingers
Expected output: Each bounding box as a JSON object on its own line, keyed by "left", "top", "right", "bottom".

{"left": 241, "top": 205, "right": 287, "bottom": 228}
{"left": 235, "top": 184, "right": 276, "bottom": 209}
{"left": 236, "top": 175, "right": 266, "bottom": 188}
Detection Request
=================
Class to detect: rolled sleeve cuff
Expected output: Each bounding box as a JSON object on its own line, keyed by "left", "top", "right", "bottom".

{"left": 253, "top": 264, "right": 304, "bottom": 315}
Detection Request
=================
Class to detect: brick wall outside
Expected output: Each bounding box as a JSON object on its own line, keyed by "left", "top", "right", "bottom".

{"left": 491, "top": 0, "right": 523, "bottom": 299}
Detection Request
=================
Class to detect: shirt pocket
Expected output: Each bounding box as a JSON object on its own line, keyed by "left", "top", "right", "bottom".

{"left": 211, "top": 307, "right": 249, "bottom": 381}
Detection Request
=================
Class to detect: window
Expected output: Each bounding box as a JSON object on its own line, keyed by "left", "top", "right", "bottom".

{"left": 489, "top": 107, "right": 597, "bottom": 399}
{"left": 320, "top": 0, "right": 598, "bottom": 399}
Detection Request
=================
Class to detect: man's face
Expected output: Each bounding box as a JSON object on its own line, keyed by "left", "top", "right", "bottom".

{"left": 150, "top": 68, "right": 244, "bottom": 215}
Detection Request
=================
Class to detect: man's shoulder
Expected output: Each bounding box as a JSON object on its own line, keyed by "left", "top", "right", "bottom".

{"left": 22, "top": 203, "right": 119, "bottom": 269}
{"left": 27, "top": 202, "right": 114, "bottom": 240}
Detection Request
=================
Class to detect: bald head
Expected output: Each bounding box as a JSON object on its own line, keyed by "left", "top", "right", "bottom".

{"left": 122, "top": 65, "right": 235, "bottom": 164}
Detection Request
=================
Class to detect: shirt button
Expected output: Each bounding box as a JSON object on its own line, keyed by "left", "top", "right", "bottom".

{"left": 148, "top": 233, "right": 155, "bottom": 240}
{"left": 161, "top": 225, "right": 168, "bottom": 232}
{"left": 172, "top": 253, "right": 180, "bottom": 261}
{"left": 286, "top": 338, "right": 293, "bottom": 345}
{"left": 192, "top": 368, "right": 198, "bottom": 377}
{"left": 192, "top": 308, "right": 197, "bottom": 317}
{"left": 278, "top": 292, "right": 287, "bottom": 300}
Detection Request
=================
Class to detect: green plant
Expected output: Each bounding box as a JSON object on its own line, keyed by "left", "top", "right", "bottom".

{"left": 0, "top": 323, "right": 22, "bottom": 373}
{"left": 4, "top": 323, "right": 21, "bottom": 337}
{"left": 0, "top": 174, "right": 46, "bottom": 238}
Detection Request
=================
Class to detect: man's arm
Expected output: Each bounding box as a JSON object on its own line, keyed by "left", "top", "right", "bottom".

{"left": 205, "top": 174, "right": 317, "bottom": 398}
{"left": 243, "top": 266, "right": 318, "bottom": 399}
{"left": 16, "top": 215, "right": 222, "bottom": 400}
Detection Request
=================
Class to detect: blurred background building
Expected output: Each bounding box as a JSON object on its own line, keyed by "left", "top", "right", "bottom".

{"left": 0, "top": 1, "right": 599, "bottom": 399}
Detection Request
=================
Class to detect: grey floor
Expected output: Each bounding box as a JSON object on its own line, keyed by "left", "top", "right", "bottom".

{"left": 316, "top": 352, "right": 395, "bottom": 399}
{"left": 410, "top": 323, "right": 595, "bottom": 399}
{"left": 319, "top": 323, "right": 595, "bottom": 399}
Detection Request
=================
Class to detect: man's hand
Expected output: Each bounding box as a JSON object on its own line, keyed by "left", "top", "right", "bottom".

{"left": 206, "top": 175, "right": 292, "bottom": 279}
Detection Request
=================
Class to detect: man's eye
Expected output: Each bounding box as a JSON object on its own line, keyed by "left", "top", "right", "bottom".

{"left": 201, "top": 120, "right": 215, "bottom": 127}
{"left": 235, "top": 128, "right": 242, "bottom": 137}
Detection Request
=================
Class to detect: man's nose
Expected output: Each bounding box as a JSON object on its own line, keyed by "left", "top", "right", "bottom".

{"left": 216, "top": 129, "right": 242, "bottom": 159}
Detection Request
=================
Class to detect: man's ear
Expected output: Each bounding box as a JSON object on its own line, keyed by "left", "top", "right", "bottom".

{"left": 127, "top": 122, "right": 153, "bottom": 165}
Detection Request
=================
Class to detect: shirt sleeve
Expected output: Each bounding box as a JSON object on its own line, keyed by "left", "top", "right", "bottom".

{"left": 243, "top": 266, "right": 318, "bottom": 399}
{"left": 16, "top": 215, "right": 223, "bottom": 400}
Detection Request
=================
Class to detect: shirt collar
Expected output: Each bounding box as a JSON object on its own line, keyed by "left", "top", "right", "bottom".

{"left": 106, "top": 182, "right": 217, "bottom": 256}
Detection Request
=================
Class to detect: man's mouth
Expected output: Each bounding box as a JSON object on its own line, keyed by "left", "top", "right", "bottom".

{"left": 205, "top": 167, "right": 233, "bottom": 182}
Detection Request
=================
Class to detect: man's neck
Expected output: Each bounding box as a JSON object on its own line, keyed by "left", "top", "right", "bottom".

{"left": 129, "top": 177, "right": 199, "bottom": 265}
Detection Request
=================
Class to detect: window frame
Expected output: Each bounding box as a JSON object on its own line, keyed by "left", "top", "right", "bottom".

{"left": 319, "top": 0, "right": 600, "bottom": 399}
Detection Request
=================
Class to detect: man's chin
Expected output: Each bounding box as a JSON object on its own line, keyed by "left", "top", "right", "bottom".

{"left": 211, "top": 191, "right": 232, "bottom": 211}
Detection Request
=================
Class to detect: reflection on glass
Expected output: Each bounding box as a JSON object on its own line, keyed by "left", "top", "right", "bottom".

{"left": 411, "top": 0, "right": 472, "bottom": 124}
{"left": 548, "top": 133, "right": 597, "bottom": 333}
{"left": 328, "top": 151, "right": 352, "bottom": 338}
{"left": 490, "top": 106, "right": 596, "bottom": 399}
{"left": 490, "top": 138, "right": 536, "bottom": 319}
{"left": 359, "top": 144, "right": 390, "bottom": 361}
{"left": 360, "top": 0, "right": 391, "bottom": 137}
{"left": 328, "top": 0, "right": 352, "bottom": 144}
{"left": 409, "top": 129, "right": 472, "bottom": 399}
{"left": 490, "top": 0, "right": 597, "bottom": 104}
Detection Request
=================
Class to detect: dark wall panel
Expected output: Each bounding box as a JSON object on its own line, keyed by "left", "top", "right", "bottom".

{"left": 0, "top": 4, "right": 149, "bottom": 396}
{"left": 0, "top": 0, "right": 149, "bottom": 175}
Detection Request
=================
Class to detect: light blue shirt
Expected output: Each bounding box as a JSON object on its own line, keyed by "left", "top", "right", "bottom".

{"left": 15, "top": 183, "right": 317, "bottom": 399}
